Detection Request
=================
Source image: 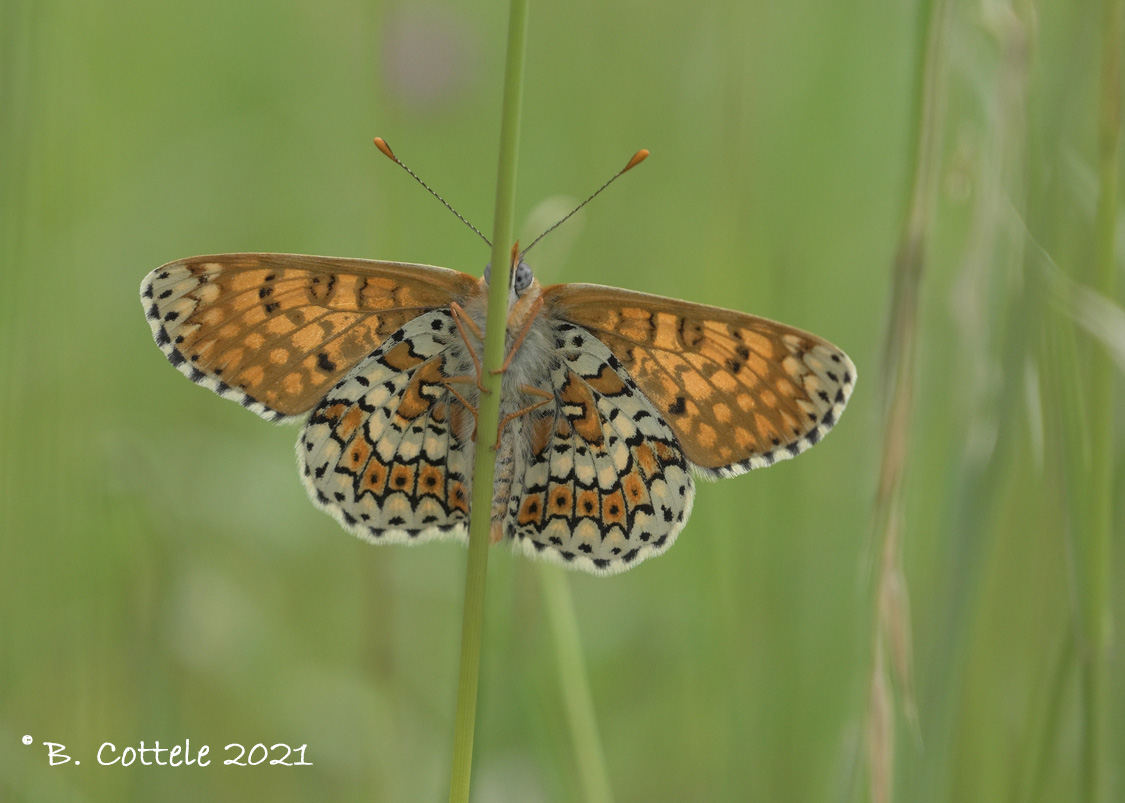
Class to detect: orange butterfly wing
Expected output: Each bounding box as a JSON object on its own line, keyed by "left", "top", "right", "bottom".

{"left": 141, "top": 253, "right": 479, "bottom": 421}
{"left": 543, "top": 283, "right": 856, "bottom": 477}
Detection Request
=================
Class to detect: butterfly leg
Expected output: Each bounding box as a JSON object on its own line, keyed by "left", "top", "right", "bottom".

{"left": 441, "top": 375, "right": 480, "bottom": 440}
{"left": 492, "top": 385, "right": 554, "bottom": 450}
{"left": 491, "top": 296, "right": 545, "bottom": 375}
{"left": 449, "top": 302, "right": 488, "bottom": 393}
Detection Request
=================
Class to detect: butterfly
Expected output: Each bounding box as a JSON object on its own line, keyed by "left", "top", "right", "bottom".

{"left": 140, "top": 249, "right": 855, "bottom": 574}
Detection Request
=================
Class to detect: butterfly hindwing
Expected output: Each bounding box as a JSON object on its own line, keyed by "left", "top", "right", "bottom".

{"left": 298, "top": 310, "right": 475, "bottom": 544}
{"left": 543, "top": 284, "right": 856, "bottom": 477}
{"left": 141, "top": 253, "right": 478, "bottom": 421}
{"left": 503, "top": 323, "right": 694, "bottom": 574}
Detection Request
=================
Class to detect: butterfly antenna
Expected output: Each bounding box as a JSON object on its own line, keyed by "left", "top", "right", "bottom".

{"left": 520, "top": 149, "right": 649, "bottom": 259}
{"left": 373, "top": 137, "right": 492, "bottom": 247}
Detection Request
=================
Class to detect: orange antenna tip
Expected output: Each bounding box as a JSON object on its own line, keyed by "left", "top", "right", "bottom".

{"left": 373, "top": 137, "right": 396, "bottom": 160}
{"left": 625, "top": 149, "right": 649, "bottom": 171}
{"left": 371, "top": 138, "right": 491, "bottom": 247}
{"left": 519, "top": 148, "right": 650, "bottom": 258}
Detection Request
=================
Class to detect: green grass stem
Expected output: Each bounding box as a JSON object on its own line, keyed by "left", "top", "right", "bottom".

{"left": 539, "top": 565, "right": 614, "bottom": 803}
{"left": 447, "top": 1, "right": 529, "bottom": 800}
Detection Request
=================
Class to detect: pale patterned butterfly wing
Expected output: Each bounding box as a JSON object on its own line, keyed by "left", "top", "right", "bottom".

{"left": 500, "top": 321, "right": 694, "bottom": 574}
{"left": 297, "top": 309, "right": 476, "bottom": 545}
{"left": 543, "top": 283, "right": 856, "bottom": 477}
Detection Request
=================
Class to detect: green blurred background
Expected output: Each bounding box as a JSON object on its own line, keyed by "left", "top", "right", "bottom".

{"left": 2, "top": 0, "right": 1121, "bottom": 801}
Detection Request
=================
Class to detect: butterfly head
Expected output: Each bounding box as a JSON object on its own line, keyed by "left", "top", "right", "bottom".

{"left": 483, "top": 260, "right": 539, "bottom": 307}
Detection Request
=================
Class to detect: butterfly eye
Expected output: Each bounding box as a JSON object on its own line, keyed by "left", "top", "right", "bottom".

{"left": 482, "top": 261, "right": 534, "bottom": 293}
{"left": 513, "top": 261, "right": 534, "bottom": 293}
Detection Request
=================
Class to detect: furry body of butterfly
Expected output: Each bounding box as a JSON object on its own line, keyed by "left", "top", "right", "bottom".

{"left": 142, "top": 253, "right": 854, "bottom": 575}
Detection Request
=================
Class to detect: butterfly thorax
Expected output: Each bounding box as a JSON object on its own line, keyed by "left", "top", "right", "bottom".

{"left": 460, "top": 275, "right": 552, "bottom": 393}
{"left": 456, "top": 275, "right": 566, "bottom": 539}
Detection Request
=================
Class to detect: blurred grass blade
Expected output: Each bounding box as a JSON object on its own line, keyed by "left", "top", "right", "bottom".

{"left": 540, "top": 565, "right": 614, "bottom": 803}
{"left": 1034, "top": 0, "right": 1121, "bottom": 794}
{"left": 867, "top": 0, "right": 952, "bottom": 799}
{"left": 1030, "top": 230, "right": 1125, "bottom": 376}
{"left": 447, "top": 0, "right": 529, "bottom": 800}
{"left": 1078, "top": 0, "right": 1121, "bottom": 795}
{"left": 1066, "top": 285, "right": 1125, "bottom": 376}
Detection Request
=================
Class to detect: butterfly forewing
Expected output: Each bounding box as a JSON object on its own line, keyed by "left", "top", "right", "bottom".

{"left": 141, "top": 254, "right": 477, "bottom": 420}
{"left": 544, "top": 283, "right": 856, "bottom": 477}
